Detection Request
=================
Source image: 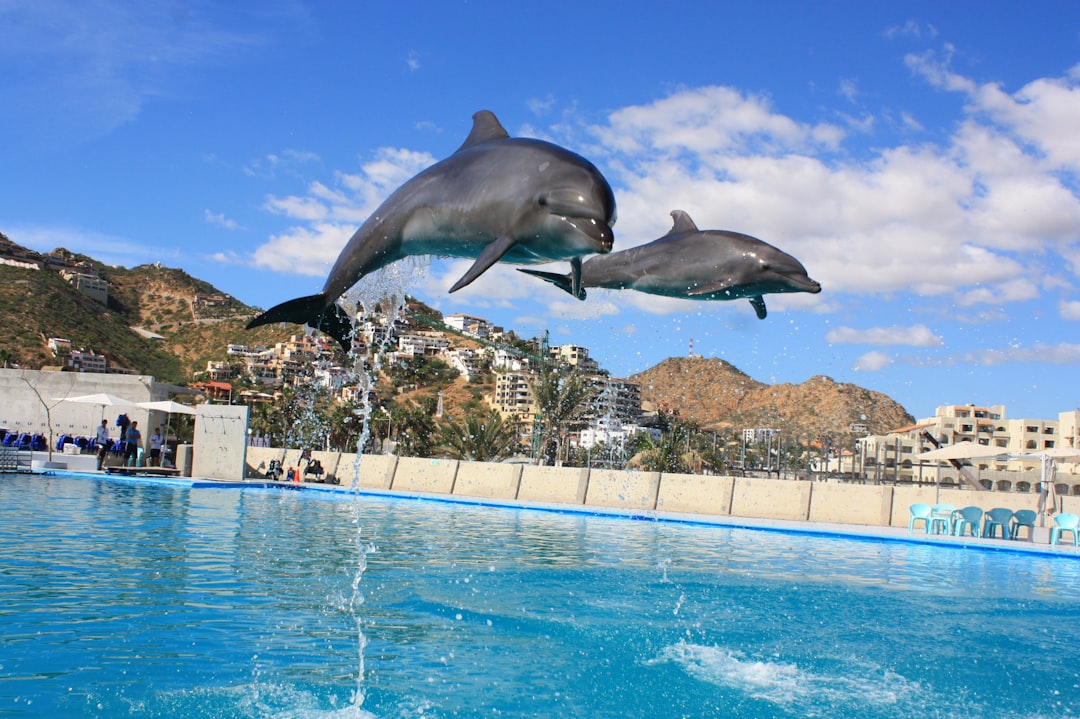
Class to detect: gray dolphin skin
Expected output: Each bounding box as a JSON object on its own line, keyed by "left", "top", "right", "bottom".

{"left": 247, "top": 110, "right": 617, "bottom": 349}
{"left": 519, "top": 210, "right": 821, "bottom": 319}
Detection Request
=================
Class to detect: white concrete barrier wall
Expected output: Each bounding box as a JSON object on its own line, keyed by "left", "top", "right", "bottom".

{"left": 584, "top": 469, "right": 660, "bottom": 510}
{"left": 238, "top": 449, "right": 1079, "bottom": 534}
{"left": 657, "top": 474, "right": 734, "bottom": 515}
{"left": 453, "top": 461, "right": 523, "bottom": 500}
{"left": 391, "top": 457, "right": 458, "bottom": 494}
{"left": 518, "top": 466, "right": 589, "bottom": 505}
{"left": 731, "top": 477, "right": 812, "bottom": 521}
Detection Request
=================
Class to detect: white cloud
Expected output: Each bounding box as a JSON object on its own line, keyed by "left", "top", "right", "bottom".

{"left": 406, "top": 51, "right": 421, "bottom": 72}
{"left": 827, "top": 324, "right": 942, "bottom": 347}
{"left": 251, "top": 147, "right": 436, "bottom": 273}
{"left": 953, "top": 342, "right": 1080, "bottom": 367}
{"left": 853, "top": 351, "right": 894, "bottom": 372}
{"left": 1060, "top": 300, "right": 1080, "bottom": 321}
{"left": 883, "top": 20, "right": 938, "bottom": 41}
{"left": 838, "top": 78, "right": 859, "bottom": 103}
{"left": 574, "top": 79, "right": 1080, "bottom": 314}
{"left": 252, "top": 222, "right": 352, "bottom": 276}
{"left": 204, "top": 210, "right": 242, "bottom": 230}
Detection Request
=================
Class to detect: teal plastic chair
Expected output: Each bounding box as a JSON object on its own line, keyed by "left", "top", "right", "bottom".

{"left": 1011, "top": 510, "right": 1037, "bottom": 540}
{"left": 1050, "top": 513, "right": 1080, "bottom": 547}
{"left": 952, "top": 506, "right": 983, "bottom": 537}
{"left": 982, "top": 508, "right": 1015, "bottom": 539}
{"left": 928, "top": 504, "right": 956, "bottom": 535}
{"left": 908, "top": 503, "right": 932, "bottom": 533}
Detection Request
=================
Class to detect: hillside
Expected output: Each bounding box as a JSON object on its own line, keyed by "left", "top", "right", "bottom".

{"left": 631, "top": 356, "right": 914, "bottom": 439}
{"left": 0, "top": 235, "right": 296, "bottom": 381}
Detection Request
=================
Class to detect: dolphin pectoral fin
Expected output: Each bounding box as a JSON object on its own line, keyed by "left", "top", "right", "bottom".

{"left": 518, "top": 268, "right": 580, "bottom": 297}
{"left": 246, "top": 293, "right": 355, "bottom": 351}
{"left": 448, "top": 235, "right": 517, "bottom": 293}
{"left": 750, "top": 296, "right": 767, "bottom": 319}
{"left": 569, "top": 257, "right": 586, "bottom": 300}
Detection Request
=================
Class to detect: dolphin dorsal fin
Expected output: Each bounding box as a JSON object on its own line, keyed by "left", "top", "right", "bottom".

{"left": 668, "top": 210, "right": 699, "bottom": 235}
{"left": 457, "top": 110, "right": 510, "bottom": 152}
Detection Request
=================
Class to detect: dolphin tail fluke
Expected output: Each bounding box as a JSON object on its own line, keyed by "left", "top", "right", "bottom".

{"left": 749, "top": 295, "right": 767, "bottom": 319}
{"left": 517, "top": 268, "right": 587, "bottom": 301}
{"left": 246, "top": 294, "right": 355, "bottom": 351}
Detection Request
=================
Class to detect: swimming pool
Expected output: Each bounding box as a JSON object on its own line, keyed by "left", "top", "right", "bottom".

{"left": 3, "top": 472, "right": 1079, "bottom": 718}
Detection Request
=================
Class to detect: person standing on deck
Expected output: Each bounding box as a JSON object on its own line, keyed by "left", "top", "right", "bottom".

{"left": 95, "top": 419, "right": 110, "bottom": 471}
{"left": 148, "top": 427, "right": 163, "bottom": 467}
{"left": 124, "top": 421, "right": 142, "bottom": 467}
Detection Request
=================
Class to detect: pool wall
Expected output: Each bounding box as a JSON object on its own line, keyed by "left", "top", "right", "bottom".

{"left": 244, "top": 447, "right": 1079, "bottom": 540}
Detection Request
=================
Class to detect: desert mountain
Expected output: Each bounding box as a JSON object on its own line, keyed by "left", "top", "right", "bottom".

{"left": 631, "top": 356, "right": 914, "bottom": 440}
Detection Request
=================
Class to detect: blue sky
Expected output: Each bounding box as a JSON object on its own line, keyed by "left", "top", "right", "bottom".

{"left": 2, "top": 1, "right": 1079, "bottom": 423}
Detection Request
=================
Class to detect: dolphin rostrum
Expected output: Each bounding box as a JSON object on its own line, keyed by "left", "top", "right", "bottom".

{"left": 247, "top": 110, "right": 617, "bottom": 349}
{"left": 518, "top": 210, "right": 821, "bottom": 318}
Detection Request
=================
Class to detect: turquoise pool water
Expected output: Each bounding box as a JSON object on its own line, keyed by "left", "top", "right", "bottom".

{"left": 3, "top": 472, "right": 1080, "bottom": 718}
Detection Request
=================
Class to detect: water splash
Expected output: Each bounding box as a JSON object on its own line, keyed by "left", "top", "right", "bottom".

{"left": 336, "top": 258, "right": 430, "bottom": 712}
{"left": 651, "top": 640, "right": 922, "bottom": 717}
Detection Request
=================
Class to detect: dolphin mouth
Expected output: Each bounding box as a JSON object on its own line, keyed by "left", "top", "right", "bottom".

{"left": 560, "top": 215, "right": 614, "bottom": 252}
{"left": 790, "top": 277, "right": 822, "bottom": 293}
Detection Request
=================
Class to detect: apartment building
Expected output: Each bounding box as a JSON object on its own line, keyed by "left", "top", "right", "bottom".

{"left": 857, "top": 404, "right": 1079, "bottom": 487}
{"left": 443, "top": 313, "right": 495, "bottom": 339}
{"left": 490, "top": 372, "right": 537, "bottom": 425}
{"left": 587, "top": 376, "right": 642, "bottom": 423}
{"left": 549, "top": 344, "right": 600, "bottom": 374}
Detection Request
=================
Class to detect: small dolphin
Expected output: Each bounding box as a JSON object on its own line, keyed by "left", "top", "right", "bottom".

{"left": 248, "top": 110, "right": 617, "bottom": 349}
{"left": 518, "top": 210, "right": 821, "bottom": 318}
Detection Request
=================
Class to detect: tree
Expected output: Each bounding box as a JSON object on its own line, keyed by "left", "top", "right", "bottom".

{"left": 16, "top": 371, "right": 73, "bottom": 461}
{"left": 437, "top": 409, "right": 520, "bottom": 462}
{"left": 627, "top": 420, "right": 712, "bottom": 474}
{"left": 529, "top": 364, "right": 598, "bottom": 465}
{"left": 390, "top": 396, "right": 439, "bottom": 457}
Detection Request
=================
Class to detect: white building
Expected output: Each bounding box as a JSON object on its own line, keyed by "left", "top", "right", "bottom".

{"left": 397, "top": 332, "right": 450, "bottom": 357}
{"left": 445, "top": 348, "right": 486, "bottom": 381}
{"left": 575, "top": 418, "right": 659, "bottom": 449}
{"left": 444, "top": 313, "right": 493, "bottom": 338}
{"left": 491, "top": 349, "right": 531, "bottom": 372}
{"left": 549, "top": 344, "right": 599, "bottom": 373}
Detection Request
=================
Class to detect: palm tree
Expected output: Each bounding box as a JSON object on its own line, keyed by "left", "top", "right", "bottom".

{"left": 627, "top": 420, "right": 708, "bottom": 474}
{"left": 437, "top": 409, "right": 520, "bottom": 462}
{"left": 528, "top": 364, "right": 597, "bottom": 465}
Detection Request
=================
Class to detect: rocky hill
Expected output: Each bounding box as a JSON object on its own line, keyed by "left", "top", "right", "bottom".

{"left": 631, "top": 356, "right": 914, "bottom": 440}
{"left": 0, "top": 233, "right": 297, "bottom": 381}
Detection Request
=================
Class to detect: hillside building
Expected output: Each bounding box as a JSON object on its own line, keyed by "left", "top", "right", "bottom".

{"left": 549, "top": 344, "right": 600, "bottom": 374}
{"left": 443, "top": 313, "right": 495, "bottom": 339}
{"left": 60, "top": 270, "right": 108, "bottom": 305}
{"left": 68, "top": 349, "right": 108, "bottom": 373}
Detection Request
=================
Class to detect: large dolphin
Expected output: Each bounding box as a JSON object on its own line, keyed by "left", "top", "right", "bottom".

{"left": 518, "top": 210, "right": 821, "bottom": 318}
{"left": 247, "top": 110, "right": 616, "bottom": 349}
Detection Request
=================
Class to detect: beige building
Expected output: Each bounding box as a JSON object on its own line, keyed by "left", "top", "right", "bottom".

{"left": 858, "top": 404, "right": 1080, "bottom": 491}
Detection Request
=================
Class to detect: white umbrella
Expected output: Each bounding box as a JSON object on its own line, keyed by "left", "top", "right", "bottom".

{"left": 53, "top": 393, "right": 138, "bottom": 425}
{"left": 137, "top": 400, "right": 197, "bottom": 462}
{"left": 917, "top": 441, "right": 1010, "bottom": 461}
{"left": 137, "top": 400, "right": 197, "bottom": 415}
